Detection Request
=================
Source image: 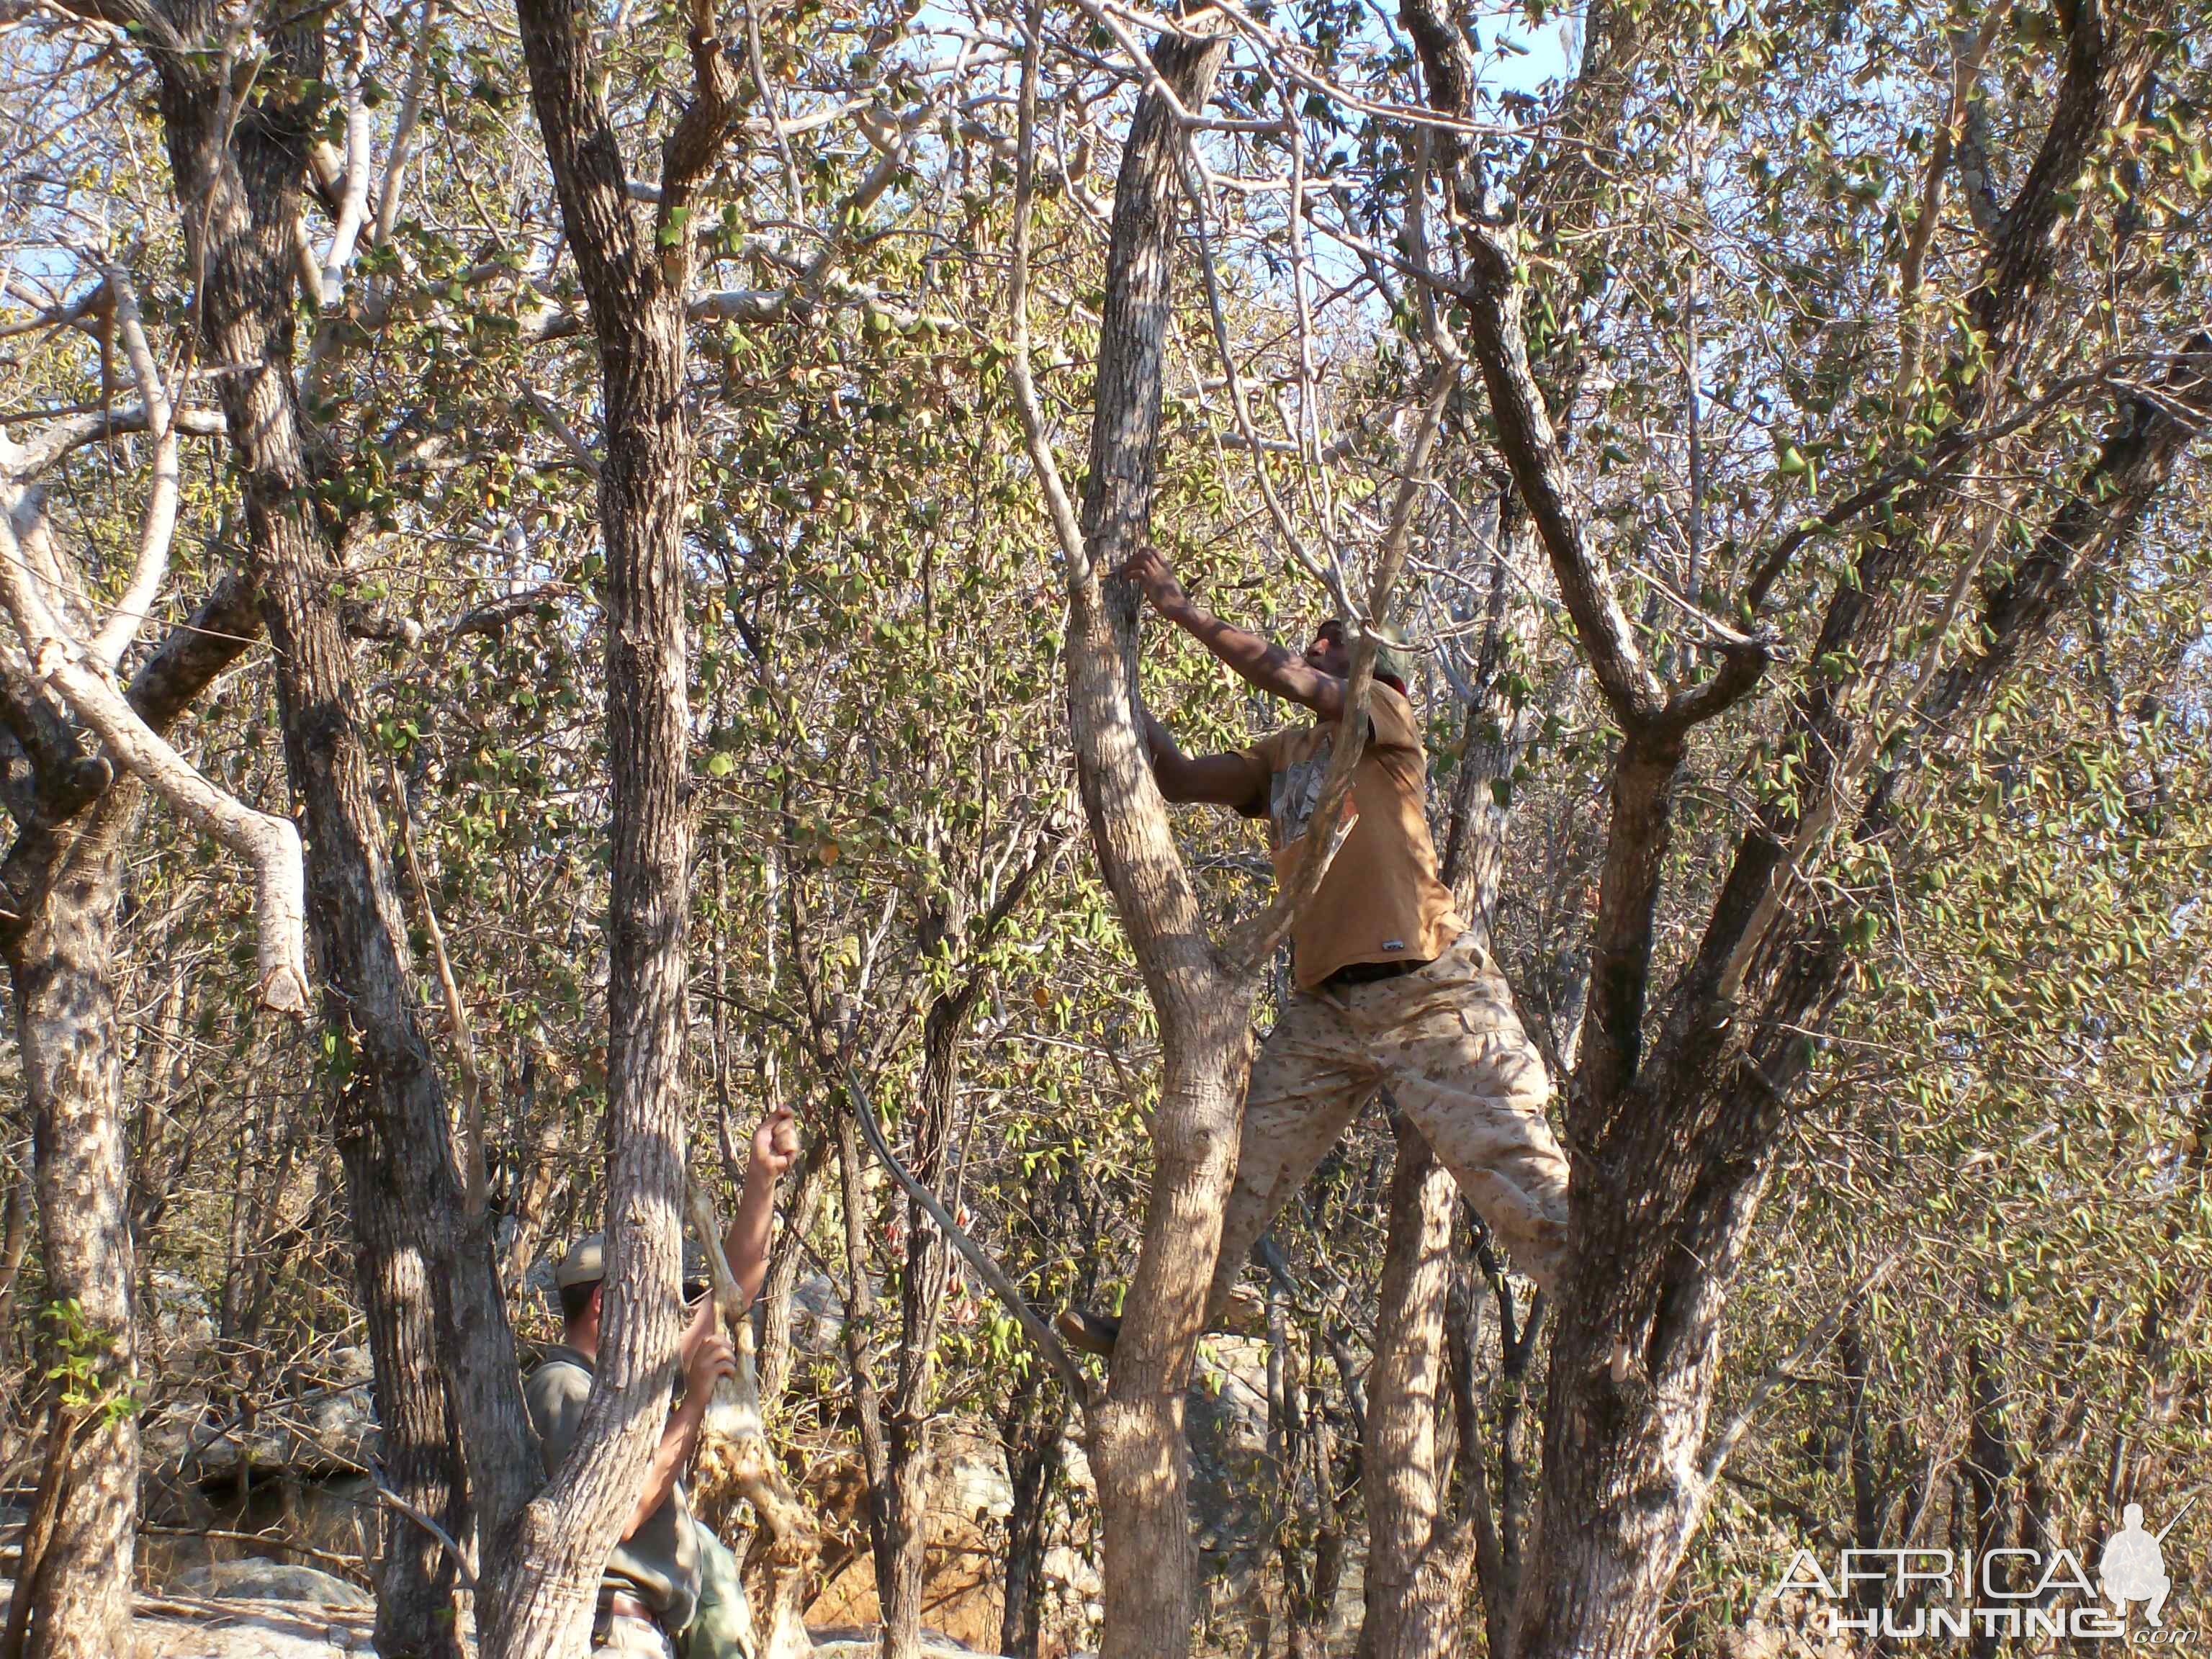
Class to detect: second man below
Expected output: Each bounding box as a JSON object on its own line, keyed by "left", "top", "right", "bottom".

{"left": 527, "top": 1105, "right": 801, "bottom": 1657}
{"left": 1062, "top": 549, "right": 1572, "bottom": 1357}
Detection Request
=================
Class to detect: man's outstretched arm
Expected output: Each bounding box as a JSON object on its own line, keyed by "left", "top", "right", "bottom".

{"left": 1119, "top": 548, "right": 1345, "bottom": 721}
{"left": 1143, "top": 712, "right": 1265, "bottom": 811}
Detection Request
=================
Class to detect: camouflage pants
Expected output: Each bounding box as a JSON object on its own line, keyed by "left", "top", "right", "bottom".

{"left": 594, "top": 1614, "right": 675, "bottom": 1659}
{"left": 1210, "top": 928, "right": 1571, "bottom": 1308}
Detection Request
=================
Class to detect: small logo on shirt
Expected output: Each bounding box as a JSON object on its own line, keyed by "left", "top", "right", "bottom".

{"left": 1381, "top": 939, "right": 1406, "bottom": 952}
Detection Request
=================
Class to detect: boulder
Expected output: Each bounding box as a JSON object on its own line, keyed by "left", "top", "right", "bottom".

{"left": 171, "top": 1561, "right": 372, "bottom": 1609}
{"left": 143, "top": 1385, "right": 379, "bottom": 1483}
{"left": 929, "top": 1430, "right": 1013, "bottom": 1524}
{"left": 150, "top": 1270, "right": 217, "bottom": 1357}
{"left": 808, "top": 1627, "right": 997, "bottom": 1657}
{"left": 139, "top": 1599, "right": 375, "bottom": 1658}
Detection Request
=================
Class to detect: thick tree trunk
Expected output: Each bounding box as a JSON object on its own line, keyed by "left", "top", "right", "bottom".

{"left": 1088, "top": 1020, "right": 1249, "bottom": 1658}
{"left": 498, "top": 0, "right": 747, "bottom": 1643}
{"left": 0, "top": 573, "right": 262, "bottom": 1656}
{"left": 485, "top": 258, "right": 697, "bottom": 1659}
{"left": 1049, "top": 27, "right": 1238, "bottom": 1659}
{"left": 876, "top": 1437, "right": 932, "bottom": 1659}
{"left": 2, "top": 794, "right": 141, "bottom": 1659}
{"left": 146, "top": 15, "right": 527, "bottom": 1651}
{"left": 339, "top": 1137, "right": 473, "bottom": 1655}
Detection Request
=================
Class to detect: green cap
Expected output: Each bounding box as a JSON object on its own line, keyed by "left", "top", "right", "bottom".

{"left": 553, "top": 1232, "right": 712, "bottom": 1291}
{"left": 554, "top": 1233, "right": 606, "bottom": 1290}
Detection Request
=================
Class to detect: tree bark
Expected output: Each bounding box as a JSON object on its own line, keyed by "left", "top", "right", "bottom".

{"left": 497, "top": 0, "right": 739, "bottom": 1626}
{"left": 1378, "top": 1, "right": 2188, "bottom": 1653}
{"left": 0, "top": 559, "right": 264, "bottom": 1658}
{"left": 2, "top": 792, "right": 140, "bottom": 1659}
{"left": 1043, "top": 25, "right": 1241, "bottom": 1659}
{"left": 874, "top": 984, "right": 977, "bottom": 1659}
{"left": 997, "top": 1367, "right": 1066, "bottom": 1659}
{"left": 1355, "top": 1120, "right": 1473, "bottom": 1659}
{"left": 142, "top": 9, "right": 526, "bottom": 1650}
{"left": 1506, "top": 309, "right": 2205, "bottom": 1659}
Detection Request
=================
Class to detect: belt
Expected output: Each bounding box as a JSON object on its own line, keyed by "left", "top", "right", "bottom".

{"left": 1322, "top": 956, "right": 1431, "bottom": 989}
{"left": 600, "top": 1589, "right": 665, "bottom": 1630}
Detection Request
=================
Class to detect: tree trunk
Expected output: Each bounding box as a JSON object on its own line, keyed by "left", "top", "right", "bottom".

{"left": 495, "top": 0, "right": 751, "bottom": 1638}
{"left": 1048, "top": 27, "right": 1238, "bottom": 1659}
{"left": 146, "top": 17, "right": 525, "bottom": 1651}
{"left": 0, "top": 570, "right": 263, "bottom": 1656}
{"left": 876, "top": 989, "right": 974, "bottom": 1659}
{"left": 997, "top": 1367, "right": 1066, "bottom": 1659}
{"left": 2, "top": 793, "right": 141, "bottom": 1659}
{"left": 1357, "top": 1120, "right": 1474, "bottom": 1659}
{"left": 339, "top": 1136, "right": 473, "bottom": 1656}
{"left": 1088, "top": 1012, "right": 1249, "bottom": 1659}
{"left": 1964, "top": 1335, "right": 2015, "bottom": 1659}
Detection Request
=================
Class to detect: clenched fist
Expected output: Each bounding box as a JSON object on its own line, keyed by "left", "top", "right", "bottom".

{"left": 750, "top": 1105, "right": 800, "bottom": 1182}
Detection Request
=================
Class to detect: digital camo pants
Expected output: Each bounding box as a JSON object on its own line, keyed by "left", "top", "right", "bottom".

{"left": 1209, "top": 928, "right": 1572, "bottom": 1310}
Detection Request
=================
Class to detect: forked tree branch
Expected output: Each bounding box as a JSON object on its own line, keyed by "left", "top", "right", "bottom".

{"left": 0, "top": 503, "right": 308, "bottom": 1014}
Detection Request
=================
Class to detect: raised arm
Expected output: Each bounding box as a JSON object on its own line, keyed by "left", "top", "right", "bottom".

{"left": 725, "top": 1105, "right": 799, "bottom": 1308}
{"left": 1119, "top": 549, "right": 1346, "bottom": 721}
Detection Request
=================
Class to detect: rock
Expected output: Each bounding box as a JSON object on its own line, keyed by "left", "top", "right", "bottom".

{"left": 790, "top": 1272, "right": 849, "bottom": 1353}
{"left": 172, "top": 1561, "right": 372, "bottom": 1608}
{"left": 138, "top": 1597, "right": 376, "bottom": 1658}
{"left": 807, "top": 1628, "right": 995, "bottom": 1658}
{"left": 143, "top": 1385, "right": 379, "bottom": 1483}
{"left": 150, "top": 1270, "right": 216, "bottom": 1356}
{"left": 928, "top": 1431, "right": 1012, "bottom": 1524}
{"left": 1040, "top": 1545, "right": 1098, "bottom": 1599}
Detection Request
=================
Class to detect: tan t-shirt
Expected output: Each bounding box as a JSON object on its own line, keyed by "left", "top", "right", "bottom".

{"left": 525, "top": 1345, "right": 701, "bottom": 1631}
{"left": 1233, "top": 683, "right": 1465, "bottom": 991}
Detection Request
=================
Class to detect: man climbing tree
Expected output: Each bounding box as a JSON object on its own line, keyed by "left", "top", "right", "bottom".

{"left": 1058, "top": 547, "right": 1570, "bottom": 1359}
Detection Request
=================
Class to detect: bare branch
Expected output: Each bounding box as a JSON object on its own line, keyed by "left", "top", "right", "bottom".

{"left": 1694, "top": 1250, "right": 1902, "bottom": 1496}
{"left": 91, "top": 266, "right": 184, "bottom": 669}
{"left": 1007, "top": 0, "right": 1092, "bottom": 585}
{"left": 840, "top": 1061, "right": 1093, "bottom": 1404}
{"left": 8, "top": 406, "right": 225, "bottom": 480}
{"left": 0, "top": 505, "right": 308, "bottom": 1015}
{"left": 387, "top": 763, "right": 488, "bottom": 1215}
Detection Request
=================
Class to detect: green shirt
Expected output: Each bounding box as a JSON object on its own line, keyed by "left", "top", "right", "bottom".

{"left": 523, "top": 1344, "right": 701, "bottom": 1631}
